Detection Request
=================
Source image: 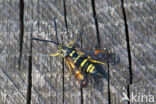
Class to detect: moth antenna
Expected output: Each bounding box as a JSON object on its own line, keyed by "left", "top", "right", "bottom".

{"left": 54, "top": 17, "right": 60, "bottom": 45}
{"left": 32, "top": 38, "right": 59, "bottom": 46}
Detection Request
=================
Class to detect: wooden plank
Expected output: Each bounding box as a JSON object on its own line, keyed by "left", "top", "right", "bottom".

{"left": 63, "top": 0, "right": 84, "bottom": 103}
{"left": 95, "top": 0, "right": 130, "bottom": 103}
{"left": 65, "top": 0, "right": 109, "bottom": 103}
{"left": 0, "top": 0, "right": 155, "bottom": 104}
{"left": 125, "top": 0, "right": 156, "bottom": 103}
{"left": 24, "top": 0, "right": 65, "bottom": 103}
{"left": 0, "top": 0, "right": 27, "bottom": 103}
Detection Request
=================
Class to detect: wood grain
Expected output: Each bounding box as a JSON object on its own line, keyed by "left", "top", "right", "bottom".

{"left": 0, "top": 0, "right": 27, "bottom": 104}
{"left": 125, "top": 0, "right": 156, "bottom": 103}
{"left": 95, "top": 0, "right": 130, "bottom": 103}
{"left": 0, "top": 0, "right": 155, "bottom": 104}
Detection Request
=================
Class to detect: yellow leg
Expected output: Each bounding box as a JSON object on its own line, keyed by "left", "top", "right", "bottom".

{"left": 89, "top": 59, "right": 107, "bottom": 66}
{"left": 65, "top": 60, "right": 73, "bottom": 77}
{"left": 78, "top": 51, "right": 85, "bottom": 56}
{"left": 68, "top": 40, "right": 75, "bottom": 46}
{"left": 66, "top": 61, "right": 72, "bottom": 74}
{"left": 49, "top": 53, "right": 61, "bottom": 56}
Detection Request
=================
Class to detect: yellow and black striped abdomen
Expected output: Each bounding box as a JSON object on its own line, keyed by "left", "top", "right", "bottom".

{"left": 69, "top": 50, "right": 95, "bottom": 73}
{"left": 69, "top": 50, "right": 102, "bottom": 77}
{"left": 74, "top": 56, "right": 95, "bottom": 73}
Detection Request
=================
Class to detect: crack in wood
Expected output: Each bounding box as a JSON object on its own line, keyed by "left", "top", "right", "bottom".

{"left": 107, "top": 61, "right": 111, "bottom": 104}
{"left": 27, "top": 33, "right": 32, "bottom": 104}
{"left": 19, "top": 0, "right": 33, "bottom": 103}
{"left": 63, "top": 0, "right": 68, "bottom": 103}
{"left": 80, "top": 35, "right": 84, "bottom": 104}
{"left": 18, "top": 0, "right": 24, "bottom": 70}
{"left": 121, "top": 0, "right": 133, "bottom": 84}
{"left": 121, "top": 0, "right": 133, "bottom": 104}
{"left": 91, "top": 0, "right": 100, "bottom": 49}
{"left": 91, "top": 0, "right": 111, "bottom": 103}
{"left": 62, "top": 58, "right": 65, "bottom": 104}
{"left": 63, "top": 0, "right": 68, "bottom": 34}
{"left": 18, "top": 0, "right": 33, "bottom": 103}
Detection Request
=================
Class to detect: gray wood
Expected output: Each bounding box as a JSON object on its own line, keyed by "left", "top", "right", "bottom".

{"left": 64, "top": 0, "right": 86, "bottom": 103}
{"left": 0, "top": 0, "right": 155, "bottom": 103}
{"left": 0, "top": 0, "right": 27, "bottom": 104}
{"left": 95, "top": 0, "right": 130, "bottom": 103}
{"left": 125, "top": 0, "right": 156, "bottom": 103}
{"left": 65, "top": 0, "right": 109, "bottom": 103}
{"left": 24, "top": 0, "right": 65, "bottom": 103}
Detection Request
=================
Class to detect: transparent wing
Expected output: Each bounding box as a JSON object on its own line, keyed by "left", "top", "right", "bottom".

{"left": 74, "top": 47, "right": 120, "bottom": 65}
{"left": 74, "top": 47, "right": 109, "bottom": 61}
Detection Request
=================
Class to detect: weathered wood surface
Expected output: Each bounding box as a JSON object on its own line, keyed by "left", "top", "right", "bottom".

{"left": 125, "top": 0, "right": 156, "bottom": 103}
{"left": 0, "top": 0, "right": 155, "bottom": 104}
{"left": 95, "top": 1, "right": 130, "bottom": 104}
{"left": 0, "top": 0, "right": 27, "bottom": 104}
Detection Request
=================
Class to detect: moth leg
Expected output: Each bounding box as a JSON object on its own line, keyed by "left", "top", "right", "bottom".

{"left": 77, "top": 51, "right": 85, "bottom": 56}
{"left": 49, "top": 53, "right": 61, "bottom": 56}
{"left": 89, "top": 59, "right": 107, "bottom": 66}
{"left": 68, "top": 40, "right": 75, "bottom": 46}
{"left": 65, "top": 60, "right": 73, "bottom": 77}
{"left": 65, "top": 57, "right": 75, "bottom": 77}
